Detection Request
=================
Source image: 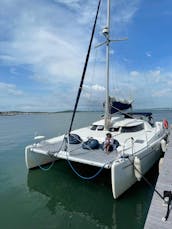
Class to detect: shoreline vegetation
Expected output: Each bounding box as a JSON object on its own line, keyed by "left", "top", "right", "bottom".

{"left": 0, "top": 108, "right": 172, "bottom": 116}
{"left": 0, "top": 110, "right": 100, "bottom": 116}
{"left": 0, "top": 111, "right": 73, "bottom": 116}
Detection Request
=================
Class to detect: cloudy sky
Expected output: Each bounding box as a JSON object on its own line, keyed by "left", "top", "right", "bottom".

{"left": 0, "top": 0, "right": 172, "bottom": 111}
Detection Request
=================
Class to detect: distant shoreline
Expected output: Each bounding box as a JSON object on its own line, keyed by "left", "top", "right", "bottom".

{"left": 0, "top": 110, "right": 100, "bottom": 116}
{"left": 0, "top": 111, "right": 72, "bottom": 116}
{"left": 0, "top": 108, "right": 172, "bottom": 116}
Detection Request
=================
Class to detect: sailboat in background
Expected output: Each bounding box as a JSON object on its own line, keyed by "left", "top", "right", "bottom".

{"left": 25, "top": 0, "right": 169, "bottom": 199}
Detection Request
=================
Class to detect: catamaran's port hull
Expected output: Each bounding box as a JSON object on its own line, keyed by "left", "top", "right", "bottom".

{"left": 25, "top": 145, "right": 57, "bottom": 169}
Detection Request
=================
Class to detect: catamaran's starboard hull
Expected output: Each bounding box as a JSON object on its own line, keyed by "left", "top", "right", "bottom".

{"left": 111, "top": 139, "right": 162, "bottom": 199}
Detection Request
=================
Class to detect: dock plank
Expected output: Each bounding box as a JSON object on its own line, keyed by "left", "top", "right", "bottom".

{"left": 144, "top": 131, "right": 172, "bottom": 228}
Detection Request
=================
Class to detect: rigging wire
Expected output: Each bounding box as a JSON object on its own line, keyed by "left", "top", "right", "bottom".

{"left": 68, "top": 0, "right": 102, "bottom": 133}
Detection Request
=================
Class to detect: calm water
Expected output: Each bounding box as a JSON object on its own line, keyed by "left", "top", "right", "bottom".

{"left": 0, "top": 110, "right": 171, "bottom": 229}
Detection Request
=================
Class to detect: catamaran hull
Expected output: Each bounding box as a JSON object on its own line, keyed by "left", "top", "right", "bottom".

{"left": 25, "top": 128, "right": 168, "bottom": 199}
{"left": 25, "top": 145, "right": 57, "bottom": 169}
{"left": 111, "top": 141, "right": 162, "bottom": 199}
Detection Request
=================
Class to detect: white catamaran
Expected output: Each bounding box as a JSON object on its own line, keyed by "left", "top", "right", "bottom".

{"left": 25, "top": 0, "right": 169, "bottom": 199}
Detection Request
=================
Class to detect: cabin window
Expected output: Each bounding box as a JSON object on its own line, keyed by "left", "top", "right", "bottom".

{"left": 97, "top": 125, "right": 104, "bottom": 131}
{"left": 121, "top": 123, "right": 144, "bottom": 133}
{"left": 109, "top": 127, "right": 120, "bottom": 132}
{"left": 90, "top": 125, "right": 97, "bottom": 130}
{"left": 90, "top": 125, "right": 104, "bottom": 131}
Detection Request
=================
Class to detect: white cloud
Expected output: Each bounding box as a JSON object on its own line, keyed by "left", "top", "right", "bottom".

{"left": 0, "top": 12, "right": 87, "bottom": 84}
{"left": 53, "top": 0, "right": 100, "bottom": 25}
{"left": 146, "top": 51, "right": 152, "bottom": 57}
{"left": 84, "top": 84, "right": 105, "bottom": 92}
{"left": 148, "top": 70, "right": 161, "bottom": 83}
{"left": 0, "top": 0, "right": 144, "bottom": 111}
{"left": 82, "top": 92, "right": 91, "bottom": 99}
{"left": 0, "top": 82, "right": 23, "bottom": 96}
{"left": 130, "top": 70, "right": 139, "bottom": 77}
{"left": 152, "top": 88, "right": 172, "bottom": 98}
{"left": 82, "top": 83, "right": 105, "bottom": 106}
{"left": 54, "top": 0, "right": 80, "bottom": 10}
{"left": 112, "top": 0, "right": 140, "bottom": 26}
{"left": 149, "top": 70, "right": 161, "bottom": 77}
{"left": 110, "top": 49, "right": 114, "bottom": 55}
{"left": 167, "top": 80, "right": 172, "bottom": 86}
{"left": 0, "top": 55, "right": 16, "bottom": 62}
{"left": 92, "top": 84, "right": 105, "bottom": 92}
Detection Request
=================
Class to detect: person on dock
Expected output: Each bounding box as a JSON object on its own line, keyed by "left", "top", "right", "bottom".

{"left": 104, "top": 133, "right": 114, "bottom": 154}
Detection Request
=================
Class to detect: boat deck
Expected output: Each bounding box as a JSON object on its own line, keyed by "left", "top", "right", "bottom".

{"left": 31, "top": 140, "right": 121, "bottom": 169}
{"left": 57, "top": 146, "right": 119, "bottom": 169}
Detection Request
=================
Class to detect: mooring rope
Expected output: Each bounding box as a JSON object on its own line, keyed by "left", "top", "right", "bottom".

{"left": 127, "top": 150, "right": 164, "bottom": 200}
{"left": 128, "top": 154, "right": 172, "bottom": 221}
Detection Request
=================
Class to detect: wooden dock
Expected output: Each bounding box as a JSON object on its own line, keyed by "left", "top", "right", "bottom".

{"left": 144, "top": 131, "right": 172, "bottom": 228}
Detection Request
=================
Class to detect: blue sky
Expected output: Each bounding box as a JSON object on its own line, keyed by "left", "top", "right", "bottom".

{"left": 0, "top": 0, "right": 172, "bottom": 111}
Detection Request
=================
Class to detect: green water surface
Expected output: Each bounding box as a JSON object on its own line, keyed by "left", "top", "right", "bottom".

{"left": 0, "top": 110, "right": 170, "bottom": 229}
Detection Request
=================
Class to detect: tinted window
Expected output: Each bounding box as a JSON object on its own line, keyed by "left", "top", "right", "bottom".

{"left": 121, "top": 123, "right": 144, "bottom": 133}
{"left": 109, "top": 127, "right": 120, "bottom": 132}
{"left": 97, "top": 125, "right": 104, "bottom": 131}
{"left": 90, "top": 125, "right": 97, "bottom": 130}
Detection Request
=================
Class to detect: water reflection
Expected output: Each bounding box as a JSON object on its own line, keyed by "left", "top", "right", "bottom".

{"left": 27, "top": 161, "right": 158, "bottom": 229}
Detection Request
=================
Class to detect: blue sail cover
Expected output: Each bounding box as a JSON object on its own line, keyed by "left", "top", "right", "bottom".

{"left": 110, "top": 99, "right": 132, "bottom": 114}
{"left": 103, "top": 97, "right": 132, "bottom": 114}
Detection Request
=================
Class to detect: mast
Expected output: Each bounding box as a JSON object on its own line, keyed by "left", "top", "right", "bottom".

{"left": 104, "top": 0, "right": 111, "bottom": 130}
{"left": 96, "top": 0, "right": 128, "bottom": 129}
